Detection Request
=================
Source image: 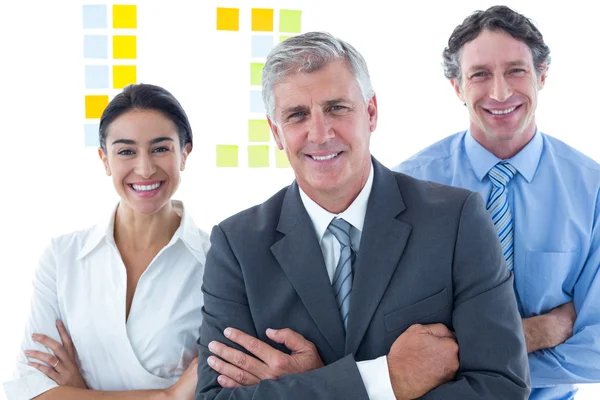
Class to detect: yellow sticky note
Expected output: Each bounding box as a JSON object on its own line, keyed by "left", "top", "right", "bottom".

{"left": 248, "top": 145, "right": 269, "bottom": 167}
{"left": 252, "top": 8, "right": 273, "bottom": 32}
{"left": 248, "top": 120, "right": 270, "bottom": 142}
{"left": 216, "top": 7, "right": 239, "bottom": 31}
{"left": 113, "top": 5, "right": 136, "bottom": 29}
{"left": 216, "top": 145, "right": 238, "bottom": 167}
{"left": 113, "top": 65, "right": 136, "bottom": 89}
{"left": 85, "top": 95, "right": 109, "bottom": 119}
{"left": 275, "top": 148, "right": 291, "bottom": 168}
{"left": 250, "top": 63, "right": 264, "bottom": 86}
{"left": 280, "top": 35, "right": 293, "bottom": 43}
{"left": 113, "top": 35, "right": 136, "bottom": 59}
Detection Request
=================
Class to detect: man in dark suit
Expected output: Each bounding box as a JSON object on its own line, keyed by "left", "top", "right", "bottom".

{"left": 196, "top": 31, "right": 530, "bottom": 399}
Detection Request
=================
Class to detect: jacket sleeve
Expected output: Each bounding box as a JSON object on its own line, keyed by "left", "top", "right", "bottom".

{"left": 422, "top": 192, "right": 531, "bottom": 399}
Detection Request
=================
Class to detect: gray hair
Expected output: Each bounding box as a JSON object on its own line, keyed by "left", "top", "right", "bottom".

{"left": 261, "top": 31, "right": 374, "bottom": 121}
{"left": 443, "top": 5, "right": 551, "bottom": 84}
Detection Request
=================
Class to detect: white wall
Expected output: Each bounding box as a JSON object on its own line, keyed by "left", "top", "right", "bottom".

{"left": 1, "top": 0, "right": 598, "bottom": 398}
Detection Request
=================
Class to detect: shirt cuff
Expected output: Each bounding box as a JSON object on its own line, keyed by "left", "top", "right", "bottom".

{"left": 356, "top": 355, "right": 395, "bottom": 400}
{"left": 3, "top": 369, "right": 58, "bottom": 400}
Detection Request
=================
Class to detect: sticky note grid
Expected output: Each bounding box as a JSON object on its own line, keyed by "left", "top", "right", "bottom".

{"left": 83, "top": 4, "right": 138, "bottom": 147}
{"left": 215, "top": 7, "right": 302, "bottom": 168}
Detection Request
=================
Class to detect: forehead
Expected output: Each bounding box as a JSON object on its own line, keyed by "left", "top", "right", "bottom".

{"left": 107, "top": 109, "right": 178, "bottom": 141}
{"left": 460, "top": 29, "right": 534, "bottom": 68}
{"left": 273, "top": 60, "right": 361, "bottom": 109}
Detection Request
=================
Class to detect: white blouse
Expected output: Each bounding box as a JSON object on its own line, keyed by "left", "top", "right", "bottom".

{"left": 3, "top": 201, "right": 210, "bottom": 400}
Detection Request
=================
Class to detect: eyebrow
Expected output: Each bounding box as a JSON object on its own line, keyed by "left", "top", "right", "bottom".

{"left": 468, "top": 60, "right": 529, "bottom": 72}
{"left": 111, "top": 137, "right": 174, "bottom": 146}
{"left": 280, "top": 99, "right": 351, "bottom": 117}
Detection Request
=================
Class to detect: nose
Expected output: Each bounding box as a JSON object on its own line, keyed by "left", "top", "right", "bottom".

{"left": 134, "top": 153, "right": 156, "bottom": 179}
{"left": 307, "top": 111, "right": 334, "bottom": 145}
{"left": 489, "top": 74, "right": 512, "bottom": 102}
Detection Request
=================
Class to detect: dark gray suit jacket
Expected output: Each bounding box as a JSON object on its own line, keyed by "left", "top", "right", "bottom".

{"left": 196, "top": 159, "right": 530, "bottom": 399}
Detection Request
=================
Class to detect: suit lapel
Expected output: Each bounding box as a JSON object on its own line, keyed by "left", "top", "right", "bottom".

{"left": 270, "top": 183, "right": 346, "bottom": 359}
{"left": 345, "top": 159, "right": 412, "bottom": 355}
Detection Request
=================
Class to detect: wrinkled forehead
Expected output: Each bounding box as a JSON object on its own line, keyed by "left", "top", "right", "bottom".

{"left": 460, "top": 30, "right": 534, "bottom": 69}
{"left": 274, "top": 60, "right": 360, "bottom": 104}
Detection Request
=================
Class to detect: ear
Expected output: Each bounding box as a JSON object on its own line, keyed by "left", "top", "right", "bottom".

{"left": 180, "top": 142, "right": 192, "bottom": 171}
{"left": 98, "top": 147, "right": 111, "bottom": 176}
{"left": 268, "top": 117, "right": 284, "bottom": 150}
{"left": 537, "top": 64, "right": 548, "bottom": 90}
{"left": 450, "top": 79, "right": 465, "bottom": 102}
{"left": 367, "top": 93, "right": 378, "bottom": 133}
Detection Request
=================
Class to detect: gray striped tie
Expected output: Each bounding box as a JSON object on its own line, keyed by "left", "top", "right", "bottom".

{"left": 328, "top": 218, "right": 354, "bottom": 330}
{"left": 487, "top": 162, "right": 517, "bottom": 271}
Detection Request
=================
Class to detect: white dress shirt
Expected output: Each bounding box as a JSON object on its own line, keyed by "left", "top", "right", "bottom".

{"left": 298, "top": 163, "right": 395, "bottom": 400}
{"left": 3, "top": 201, "right": 210, "bottom": 400}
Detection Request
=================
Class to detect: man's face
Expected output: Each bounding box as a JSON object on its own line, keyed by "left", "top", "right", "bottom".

{"left": 268, "top": 59, "right": 377, "bottom": 207}
{"left": 452, "top": 29, "right": 546, "bottom": 152}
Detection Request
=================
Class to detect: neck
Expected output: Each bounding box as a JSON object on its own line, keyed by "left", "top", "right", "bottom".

{"left": 471, "top": 122, "right": 536, "bottom": 160}
{"left": 301, "top": 162, "right": 371, "bottom": 215}
{"left": 113, "top": 201, "right": 180, "bottom": 250}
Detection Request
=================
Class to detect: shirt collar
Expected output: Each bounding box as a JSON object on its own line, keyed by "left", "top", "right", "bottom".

{"left": 464, "top": 128, "right": 543, "bottom": 183}
{"left": 299, "top": 161, "right": 374, "bottom": 242}
{"left": 77, "top": 200, "right": 206, "bottom": 262}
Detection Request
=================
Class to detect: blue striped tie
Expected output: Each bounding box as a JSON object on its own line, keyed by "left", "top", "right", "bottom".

{"left": 328, "top": 218, "right": 354, "bottom": 330}
{"left": 487, "top": 162, "right": 517, "bottom": 271}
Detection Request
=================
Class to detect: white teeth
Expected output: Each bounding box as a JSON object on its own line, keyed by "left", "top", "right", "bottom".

{"left": 132, "top": 182, "right": 161, "bottom": 191}
{"left": 489, "top": 106, "right": 516, "bottom": 115}
{"left": 311, "top": 153, "right": 340, "bottom": 161}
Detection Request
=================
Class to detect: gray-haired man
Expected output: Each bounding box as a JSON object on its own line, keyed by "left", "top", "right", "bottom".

{"left": 196, "top": 31, "right": 529, "bottom": 400}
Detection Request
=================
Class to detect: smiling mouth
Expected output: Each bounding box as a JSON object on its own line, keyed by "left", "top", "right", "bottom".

{"left": 485, "top": 105, "right": 521, "bottom": 115}
{"left": 129, "top": 182, "right": 163, "bottom": 192}
{"left": 309, "top": 152, "right": 341, "bottom": 161}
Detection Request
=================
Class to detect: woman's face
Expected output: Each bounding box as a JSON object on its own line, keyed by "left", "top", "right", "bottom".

{"left": 99, "top": 109, "right": 190, "bottom": 215}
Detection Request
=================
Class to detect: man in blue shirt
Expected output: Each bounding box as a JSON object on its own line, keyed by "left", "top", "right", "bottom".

{"left": 394, "top": 6, "right": 600, "bottom": 400}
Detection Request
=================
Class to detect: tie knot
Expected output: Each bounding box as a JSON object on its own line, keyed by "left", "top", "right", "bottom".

{"left": 488, "top": 162, "right": 517, "bottom": 188}
{"left": 328, "top": 218, "right": 352, "bottom": 247}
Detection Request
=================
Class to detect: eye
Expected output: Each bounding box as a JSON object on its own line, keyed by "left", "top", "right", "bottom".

{"left": 288, "top": 111, "right": 307, "bottom": 120}
{"left": 152, "top": 146, "right": 169, "bottom": 153}
{"left": 510, "top": 68, "right": 526, "bottom": 75}
{"left": 329, "top": 105, "right": 346, "bottom": 112}
{"left": 117, "top": 149, "right": 134, "bottom": 156}
{"left": 470, "top": 71, "right": 488, "bottom": 80}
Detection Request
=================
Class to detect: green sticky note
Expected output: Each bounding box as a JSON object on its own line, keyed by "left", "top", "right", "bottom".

{"left": 216, "top": 145, "right": 238, "bottom": 167}
{"left": 248, "top": 120, "right": 270, "bottom": 142}
{"left": 280, "top": 35, "right": 293, "bottom": 43}
{"left": 279, "top": 10, "right": 301, "bottom": 33}
{"left": 275, "top": 147, "right": 291, "bottom": 168}
{"left": 248, "top": 145, "right": 269, "bottom": 167}
{"left": 250, "top": 62, "right": 264, "bottom": 86}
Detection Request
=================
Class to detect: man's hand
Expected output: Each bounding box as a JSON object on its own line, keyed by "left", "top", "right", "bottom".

{"left": 387, "top": 323, "right": 459, "bottom": 400}
{"left": 523, "top": 301, "right": 576, "bottom": 353}
{"left": 207, "top": 327, "right": 324, "bottom": 388}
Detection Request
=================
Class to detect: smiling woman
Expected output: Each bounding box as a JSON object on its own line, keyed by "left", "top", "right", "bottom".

{"left": 3, "top": 84, "right": 210, "bottom": 400}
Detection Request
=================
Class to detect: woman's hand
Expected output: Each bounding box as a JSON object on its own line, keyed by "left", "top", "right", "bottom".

{"left": 25, "top": 320, "right": 88, "bottom": 389}
{"left": 164, "top": 357, "right": 199, "bottom": 400}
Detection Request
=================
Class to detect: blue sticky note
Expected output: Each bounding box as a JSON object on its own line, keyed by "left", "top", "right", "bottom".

{"left": 251, "top": 35, "right": 273, "bottom": 58}
{"left": 250, "top": 91, "right": 265, "bottom": 113}
{"left": 85, "top": 65, "right": 109, "bottom": 89}
{"left": 84, "top": 124, "right": 100, "bottom": 147}
{"left": 84, "top": 35, "right": 108, "bottom": 59}
{"left": 82, "top": 5, "right": 107, "bottom": 29}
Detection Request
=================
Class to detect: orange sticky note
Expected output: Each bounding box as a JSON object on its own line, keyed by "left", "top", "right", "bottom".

{"left": 85, "top": 95, "right": 109, "bottom": 119}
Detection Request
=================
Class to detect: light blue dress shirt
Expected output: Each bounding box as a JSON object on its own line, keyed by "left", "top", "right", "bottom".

{"left": 394, "top": 130, "right": 600, "bottom": 400}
